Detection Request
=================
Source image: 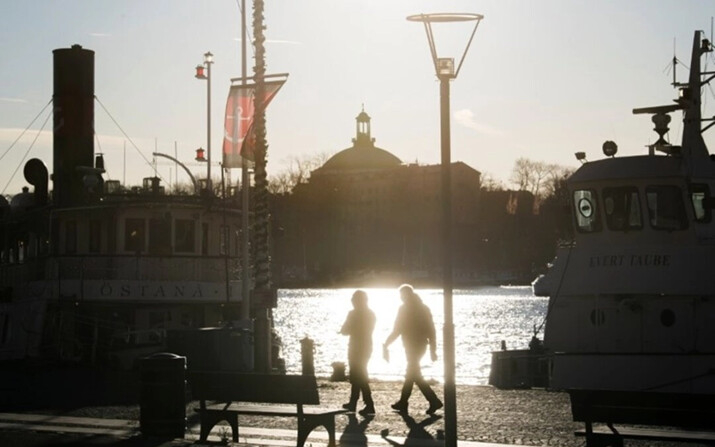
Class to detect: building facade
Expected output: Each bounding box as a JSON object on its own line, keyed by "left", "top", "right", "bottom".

{"left": 272, "top": 109, "right": 482, "bottom": 285}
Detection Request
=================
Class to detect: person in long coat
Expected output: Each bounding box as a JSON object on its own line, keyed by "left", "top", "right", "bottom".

{"left": 340, "top": 289, "right": 376, "bottom": 415}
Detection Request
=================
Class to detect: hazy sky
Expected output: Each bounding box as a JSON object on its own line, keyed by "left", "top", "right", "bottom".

{"left": 0, "top": 1, "right": 713, "bottom": 194}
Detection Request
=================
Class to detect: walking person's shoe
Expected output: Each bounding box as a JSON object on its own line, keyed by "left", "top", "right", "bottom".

{"left": 342, "top": 403, "right": 357, "bottom": 412}
{"left": 358, "top": 405, "right": 376, "bottom": 416}
{"left": 390, "top": 401, "right": 408, "bottom": 413}
{"left": 426, "top": 399, "right": 443, "bottom": 415}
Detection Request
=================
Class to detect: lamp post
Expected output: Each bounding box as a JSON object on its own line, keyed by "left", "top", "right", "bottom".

{"left": 406, "top": 12, "right": 483, "bottom": 447}
{"left": 240, "top": 0, "right": 251, "bottom": 321}
{"left": 195, "top": 51, "right": 214, "bottom": 194}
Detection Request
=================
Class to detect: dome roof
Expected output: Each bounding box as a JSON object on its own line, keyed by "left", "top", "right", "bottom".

{"left": 317, "top": 107, "right": 402, "bottom": 172}
{"left": 320, "top": 144, "right": 402, "bottom": 171}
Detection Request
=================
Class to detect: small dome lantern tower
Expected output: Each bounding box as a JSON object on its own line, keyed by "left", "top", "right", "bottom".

{"left": 353, "top": 105, "right": 375, "bottom": 147}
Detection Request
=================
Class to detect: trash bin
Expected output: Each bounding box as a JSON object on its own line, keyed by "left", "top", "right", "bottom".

{"left": 139, "top": 352, "right": 186, "bottom": 438}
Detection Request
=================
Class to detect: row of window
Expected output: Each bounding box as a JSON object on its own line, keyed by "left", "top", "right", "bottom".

{"left": 123, "top": 218, "right": 200, "bottom": 254}
{"left": 63, "top": 218, "right": 235, "bottom": 255}
{"left": 574, "top": 184, "right": 709, "bottom": 233}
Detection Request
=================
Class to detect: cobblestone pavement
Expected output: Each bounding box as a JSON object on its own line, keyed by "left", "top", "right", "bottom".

{"left": 43, "top": 379, "right": 580, "bottom": 446}
{"left": 312, "top": 380, "right": 578, "bottom": 446}
{"left": 5, "top": 377, "right": 707, "bottom": 447}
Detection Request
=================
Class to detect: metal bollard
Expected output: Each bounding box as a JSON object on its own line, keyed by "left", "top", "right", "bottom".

{"left": 330, "top": 361, "right": 347, "bottom": 382}
{"left": 300, "top": 336, "right": 314, "bottom": 376}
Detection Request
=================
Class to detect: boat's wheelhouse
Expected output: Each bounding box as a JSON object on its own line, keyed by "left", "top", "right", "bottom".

{"left": 540, "top": 154, "right": 715, "bottom": 392}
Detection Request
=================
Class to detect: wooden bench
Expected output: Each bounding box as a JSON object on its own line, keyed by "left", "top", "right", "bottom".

{"left": 188, "top": 371, "right": 347, "bottom": 447}
{"left": 569, "top": 389, "right": 715, "bottom": 447}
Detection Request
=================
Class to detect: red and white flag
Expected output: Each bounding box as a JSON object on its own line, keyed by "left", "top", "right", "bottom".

{"left": 222, "top": 79, "right": 285, "bottom": 168}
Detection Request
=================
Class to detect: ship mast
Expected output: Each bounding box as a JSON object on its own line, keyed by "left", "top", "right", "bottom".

{"left": 680, "top": 31, "right": 710, "bottom": 157}
{"left": 634, "top": 31, "right": 713, "bottom": 159}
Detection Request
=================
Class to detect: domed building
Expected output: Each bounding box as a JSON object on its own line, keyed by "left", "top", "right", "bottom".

{"left": 273, "top": 108, "right": 482, "bottom": 285}
{"left": 315, "top": 109, "right": 402, "bottom": 173}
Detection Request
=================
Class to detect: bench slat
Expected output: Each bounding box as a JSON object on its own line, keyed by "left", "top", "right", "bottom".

{"left": 188, "top": 371, "right": 346, "bottom": 447}
{"left": 199, "top": 404, "right": 346, "bottom": 417}
{"left": 189, "top": 371, "right": 320, "bottom": 405}
{"left": 576, "top": 426, "right": 715, "bottom": 443}
{"left": 569, "top": 389, "right": 715, "bottom": 428}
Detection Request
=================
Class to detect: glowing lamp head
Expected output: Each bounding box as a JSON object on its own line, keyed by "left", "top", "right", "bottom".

{"left": 195, "top": 65, "right": 206, "bottom": 79}
{"left": 195, "top": 147, "right": 206, "bottom": 162}
{"left": 437, "top": 58, "right": 455, "bottom": 78}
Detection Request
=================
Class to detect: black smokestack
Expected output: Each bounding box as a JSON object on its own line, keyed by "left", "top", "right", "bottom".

{"left": 53, "top": 44, "right": 94, "bottom": 207}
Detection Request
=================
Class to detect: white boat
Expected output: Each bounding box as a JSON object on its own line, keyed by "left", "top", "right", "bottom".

{"left": 536, "top": 30, "right": 715, "bottom": 419}
{"left": 0, "top": 45, "right": 256, "bottom": 369}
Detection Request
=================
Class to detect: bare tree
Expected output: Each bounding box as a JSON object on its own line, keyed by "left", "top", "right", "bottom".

{"left": 510, "top": 157, "right": 533, "bottom": 192}
{"left": 510, "top": 158, "right": 574, "bottom": 213}
{"left": 479, "top": 171, "right": 506, "bottom": 191}
{"left": 543, "top": 165, "right": 575, "bottom": 198}
{"left": 268, "top": 151, "right": 333, "bottom": 194}
{"left": 510, "top": 158, "right": 572, "bottom": 199}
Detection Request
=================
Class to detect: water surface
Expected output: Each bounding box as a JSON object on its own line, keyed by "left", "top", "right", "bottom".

{"left": 274, "top": 286, "right": 545, "bottom": 385}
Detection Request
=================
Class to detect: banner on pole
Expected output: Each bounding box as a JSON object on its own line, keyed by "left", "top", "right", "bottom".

{"left": 222, "top": 79, "right": 285, "bottom": 168}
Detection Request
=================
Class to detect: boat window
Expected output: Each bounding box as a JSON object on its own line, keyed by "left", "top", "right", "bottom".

{"left": 201, "top": 223, "right": 209, "bottom": 255}
{"left": 89, "top": 220, "right": 101, "bottom": 253}
{"left": 573, "top": 189, "right": 601, "bottom": 232}
{"left": 65, "top": 220, "right": 77, "bottom": 254}
{"left": 220, "top": 225, "right": 230, "bottom": 256}
{"left": 603, "top": 187, "right": 642, "bottom": 231}
{"left": 0, "top": 313, "right": 9, "bottom": 344}
{"left": 149, "top": 218, "right": 172, "bottom": 255}
{"left": 689, "top": 184, "right": 711, "bottom": 223}
{"left": 174, "top": 219, "right": 195, "bottom": 253}
{"left": 646, "top": 185, "right": 688, "bottom": 231}
{"left": 107, "top": 219, "right": 117, "bottom": 253}
{"left": 125, "top": 218, "right": 145, "bottom": 252}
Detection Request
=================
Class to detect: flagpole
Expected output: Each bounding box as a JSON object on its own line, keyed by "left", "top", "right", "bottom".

{"left": 240, "top": 0, "right": 251, "bottom": 321}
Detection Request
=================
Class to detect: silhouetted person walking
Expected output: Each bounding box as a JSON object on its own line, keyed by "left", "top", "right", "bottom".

{"left": 383, "top": 284, "right": 443, "bottom": 414}
{"left": 340, "top": 290, "right": 376, "bottom": 416}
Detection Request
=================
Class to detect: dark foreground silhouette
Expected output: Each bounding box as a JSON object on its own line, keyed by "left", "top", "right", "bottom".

{"left": 0, "top": 360, "right": 140, "bottom": 411}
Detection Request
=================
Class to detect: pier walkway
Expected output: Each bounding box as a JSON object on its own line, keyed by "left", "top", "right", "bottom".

{"left": 0, "top": 412, "right": 521, "bottom": 447}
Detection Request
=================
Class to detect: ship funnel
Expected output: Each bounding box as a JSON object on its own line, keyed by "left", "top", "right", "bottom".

{"left": 53, "top": 44, "right": 95, "bottom": 207}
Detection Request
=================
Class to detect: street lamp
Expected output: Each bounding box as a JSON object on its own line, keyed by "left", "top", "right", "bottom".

{"left": 406, "top": 12, "right": 483, "bottom": 447}
{"left": 195, "top": 51, "right": 214, "bottom": 194}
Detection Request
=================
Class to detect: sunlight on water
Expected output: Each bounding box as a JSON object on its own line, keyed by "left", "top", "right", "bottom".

{"left": 273, "top": 286, "right": 545, "bottom": 385}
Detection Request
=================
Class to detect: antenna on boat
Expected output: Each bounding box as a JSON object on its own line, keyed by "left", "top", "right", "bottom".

{"left": 153, "top": 138, "right": 158, "bottom": 178}
{"left": 671, "top": 37, "right": 677, "bottom": 87}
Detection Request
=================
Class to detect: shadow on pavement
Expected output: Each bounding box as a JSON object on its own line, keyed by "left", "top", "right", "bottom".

{"left": 380, "top": 413, "right": 442, "bottom": 447}
{"left": 340, "top": 413, "right": 374, "bottom": 447}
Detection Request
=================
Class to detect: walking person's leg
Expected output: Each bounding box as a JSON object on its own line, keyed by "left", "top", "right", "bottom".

{"left": 343, "top": 356, "right": 360, "bottom": 411}
{"left": 392, "top": 349, "right": 420, "bottom": 412}
{"left": 354, "top": 358, "right": 375, "bottom": 415}
{"left": 414, "top": 367, "right": 443, "bottom": 413}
